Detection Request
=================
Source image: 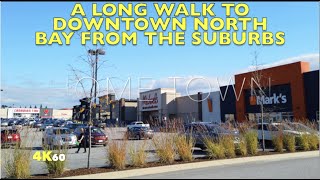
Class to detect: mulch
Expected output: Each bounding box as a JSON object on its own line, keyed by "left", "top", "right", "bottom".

{"left": 25, "top": 150, "right": 307, "bottom": 179}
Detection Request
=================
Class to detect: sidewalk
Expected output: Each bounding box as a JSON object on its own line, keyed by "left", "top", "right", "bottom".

{"left": 57, "top": 151, "right": 319, "bottom": 179}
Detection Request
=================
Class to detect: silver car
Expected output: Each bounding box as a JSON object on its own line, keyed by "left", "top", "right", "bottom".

{"left": 42, "top": 128, "right": 77, "bottom": 148}
{"left": 1, "top": 120, "right": 9, "bottom": 127}
{"left": 39, "top": 122, "right": 53, "bottom": 131}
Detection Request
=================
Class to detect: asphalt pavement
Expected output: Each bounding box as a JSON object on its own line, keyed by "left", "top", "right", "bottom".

{"left": 0, "top": 127, "right": 206, "bottom": 178}
{"left": 126, "top": 156, "right": 320, "bottom": 179}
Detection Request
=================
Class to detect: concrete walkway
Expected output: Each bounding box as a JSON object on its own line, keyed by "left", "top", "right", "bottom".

{"left": 57, "top": 151, "right": 320, "bottom": 179}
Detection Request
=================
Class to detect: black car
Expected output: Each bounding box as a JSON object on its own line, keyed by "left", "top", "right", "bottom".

{"left": 127, "top": 126, "right": 154, "bottom": 140}
{"left": 184, "top": 122, "right": 240, "bottom": 150}
{"left": 53, "top": 120, "right": 64, "bottom": 127}
{"left": 8, "top": 119, "right": 18, "bottom": 126}
{"left": 17, "top": 119, "right": 28, "bottom": 126}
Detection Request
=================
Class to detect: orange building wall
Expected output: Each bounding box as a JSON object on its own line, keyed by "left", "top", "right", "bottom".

{"left": 235, "top": 61, "right": 310, "bottom": 122}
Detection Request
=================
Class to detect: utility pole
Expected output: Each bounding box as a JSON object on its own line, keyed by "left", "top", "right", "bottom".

{"left": 261, "top": 103, "right": 265, "bottom": 152}
{"left": 87, "top": 48, "right": 105, "bottom": 169}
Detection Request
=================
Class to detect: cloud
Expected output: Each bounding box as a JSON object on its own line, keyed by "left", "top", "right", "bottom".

{"left": 145, "top": 54, "right": 319, "bottom": 96}
{"left": 1, "top": 84, "right": 79, "bottom": 109}
{"left": 149, "top": 76, "right": 233, "bottom": 96}
{"left": 2, "top": 54, "right": 318, "bottom": 107}
{"left": 238, "top": 53, "right": 320, "bottom": 74}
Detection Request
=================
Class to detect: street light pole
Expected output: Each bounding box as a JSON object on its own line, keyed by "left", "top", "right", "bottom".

{"left": 87, "top": 48, "right": 105, "bottom": 169}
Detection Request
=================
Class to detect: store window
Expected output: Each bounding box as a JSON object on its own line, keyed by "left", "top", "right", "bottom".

{"left": 282, "top": 112, "right": 294, "bottom": 122}
{"left": 225, "top": 114, "right": 235, "bottom": 122}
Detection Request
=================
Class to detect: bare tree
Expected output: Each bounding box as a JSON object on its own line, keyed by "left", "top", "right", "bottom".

{"left": 250, "top": 50, "right": 269, "bottom": 152}
{"left": 69, "top": 43, "right": 107, "bottom": 169}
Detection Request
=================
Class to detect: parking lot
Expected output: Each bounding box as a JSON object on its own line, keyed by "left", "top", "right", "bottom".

{"left": 1, "top": 127, "right": 207, "bottom": 178}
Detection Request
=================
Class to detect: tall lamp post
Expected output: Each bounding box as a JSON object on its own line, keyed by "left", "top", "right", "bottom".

{"left": 87, "top": 48, "right": 105, "bottom": 169}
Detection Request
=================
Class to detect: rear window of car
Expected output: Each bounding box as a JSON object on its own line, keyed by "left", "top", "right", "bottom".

{"left": 91, "top": 128, "right": 104, "bottom": 134}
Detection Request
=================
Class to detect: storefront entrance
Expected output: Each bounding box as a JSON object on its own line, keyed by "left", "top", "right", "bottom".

{"left": 248, "top": 112, "right": 294, "bottom": 123}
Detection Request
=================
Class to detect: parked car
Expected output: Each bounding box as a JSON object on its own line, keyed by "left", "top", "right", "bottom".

{"left": 33, "top": 120, "right": 43, "bottom": 128}
{"left": 286, "top": 122, "right": 320, "bottom": 137}
{"left": 127, "top": 126, "right": 154, "bottom": 140}
{"left": 53, "top": 120, "right": 64, "bottom": 127}
{"left": 28, "top": 119, "right": 36, "bottom": 126}
{"left": 1, "top": 119, "right": 9, "bottom": 127}
{"left": 184, "top": 122, "right": 240, "bottom": 150}
{"left": 65, "top": 123, "right": 86, "bottom": 133}
{"left": 17, "top": 119, "right": 28, "bottom": 126}
{"left": 8, "top": 119, "right": 18, "bottom": 126}
{"left": 1, "top": 128, "right": 21, "bottom": 147}
{"left": 93, "top": 120, "right": 106, "bottom": 129}
{"left": 74, "top": 126, "right": 108, "bottom": 147}
{"left": 253, "top": 122, "right": 304, "bottom": 142}
{"left": 42, "top": 127, "right": 77, "bottom": 148}
{"left": 39, "top": 121, "right": 54, "bottom": 131}
{"left": 127, "top": 121, "right": 150, "bottom": 130}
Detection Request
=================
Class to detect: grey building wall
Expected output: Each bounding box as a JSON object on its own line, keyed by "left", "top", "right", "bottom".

{"left": 202, "top": 91, "right": 221, "bottom": 123}
{"left": 124, "top": 101, "right": 138, "bottom": 122}
{"left": 176, "top": 94, "right": 199, "bottom": 123}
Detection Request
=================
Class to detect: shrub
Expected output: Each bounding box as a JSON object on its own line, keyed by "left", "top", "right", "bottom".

{"left": 244, "top": 131, "right": 258, "bottom": 155}
{"left": 44, "top": 145, "right": 68, "bottom": 176}
{"left": 108, "top": 140, "right": 127, "bottom": 170}
{"left": 152, "top": 134, "right": 176, "bottom": 164}
{"left": 296, "top": 135, "right": 310, "bottom": 151}
{"left": 203, "top": 138, "right": 225, "bottom": 159}
{"left": 283, "top": 134, "right": 296, "bottom": 152}
{"left": 272, "top": 133, "right": 284, "bottom": 152}
{"left": 221, "top": 136, "right": 236, "bottom": 158}
{"left": 4, "top": 129, "right": 33, "bottom": 179}
{"left": 129, "top": 140, "right": 147, "bottom": 167}
{"left": 235, "top": 136, "right": 247, "bottom": 156}
{"left": 174, "top": 134, "right": 194, "bottom": 162}
{"left": 4, "top": 145, "right": 31, "bottom": 179}
{"left": 308, "top": 134, "right": 319, "bottom": 150}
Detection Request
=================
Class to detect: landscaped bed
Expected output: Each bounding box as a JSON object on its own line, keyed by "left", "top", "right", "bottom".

{"left": 27, "top": 150, "right": 307, "bottom": 179}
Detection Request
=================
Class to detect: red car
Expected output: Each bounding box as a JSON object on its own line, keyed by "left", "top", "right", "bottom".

{"left": 74, "top": 126, "right": 108, "bottom": 147}
{"left": 1, "top": 129, "right": 21, "bottom": 148}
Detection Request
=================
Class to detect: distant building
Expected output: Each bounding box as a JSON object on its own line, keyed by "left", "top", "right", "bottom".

{"left": 0, "top": 108, "right": 8, "bottom": 118}
{"left": 52, "top": 109, "right": 73, "bottom": 119}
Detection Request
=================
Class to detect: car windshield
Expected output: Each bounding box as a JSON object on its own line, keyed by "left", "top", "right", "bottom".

{"left": 207, "top": 125, "right": 231, "bottom": 133}
{"left": 135, "top": 127, "right": 149, "bottom": 131}
{"left": 53, "top": 129, "right": 71, "bottom": 134}
{"left": 288, "top": 123, "right": 315, "bottom": 133}
{"left": 274, "top": 123, "right": 293, "bottom": 131}
{"left": 91, "top": 128, "right": 104, "bottom": 134}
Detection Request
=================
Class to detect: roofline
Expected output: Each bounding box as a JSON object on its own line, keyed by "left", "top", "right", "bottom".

{"left": 139, "top": 88, "right": 176, "bottom": 94}
{"left": 235, "top": 61, "right": 310, "bottom": 76}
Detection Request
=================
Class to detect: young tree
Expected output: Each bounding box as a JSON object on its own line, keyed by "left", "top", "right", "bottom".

{"left": 250, "top": 51, "right": 270, "bottom": 152}
{"left": 69, "top": 46, "right": 107, "bottom": 169}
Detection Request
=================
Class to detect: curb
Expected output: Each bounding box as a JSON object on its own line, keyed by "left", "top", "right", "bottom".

{"left": 57, "top": 151, "right": 319, "bottom": 179}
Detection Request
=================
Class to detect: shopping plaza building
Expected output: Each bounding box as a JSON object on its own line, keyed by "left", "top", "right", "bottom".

{"left": 0, "top": 107, "right": 73, "bottom": 119}
{"left": 71, "top": 61, "right": 319, "bottom": 125}
{"left": 137, "top": 61, "right": 319, "bottom": 124}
